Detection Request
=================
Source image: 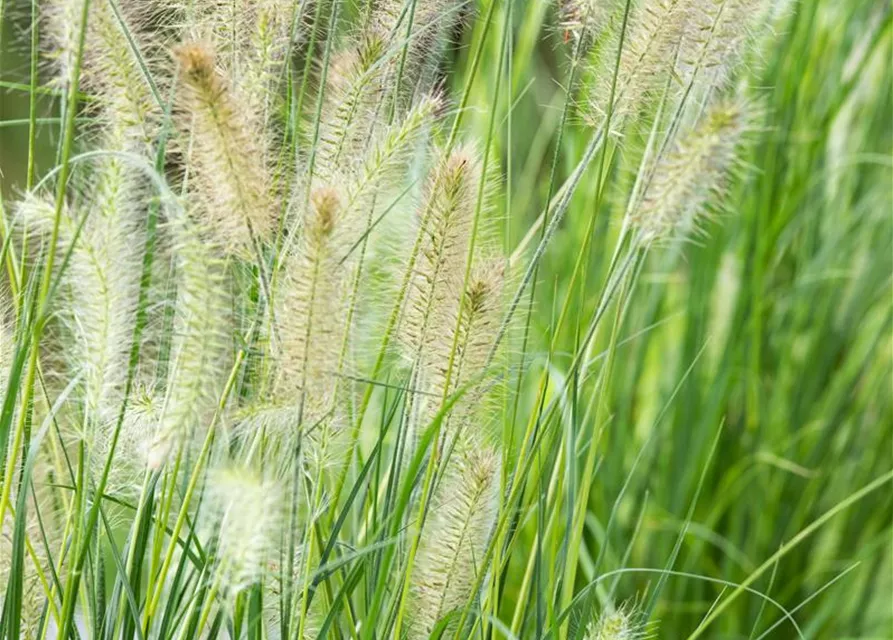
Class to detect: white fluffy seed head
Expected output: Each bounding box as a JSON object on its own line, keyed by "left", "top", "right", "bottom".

{"left": 408, "top": 445, "right": 501, "bottom": 639}
{"left": 174, "top": 40, "right": 276, "bottom": 255}
{"left": 206, "top": 465, "right": 282, "bottom": 594}
{"left": 149, "top": 218, "right": 231, "bottom": 469}
{"left": 400, "top": 145, "right": 480, "bottom": 364}
{"left": 633, "top": 94, "right": 755, "bottom": 243}
{"left": 589, "top": 0, "right": 691, "bottom": 132}
{"left": 677, "top": 0, "right": 768, "bottom": 92}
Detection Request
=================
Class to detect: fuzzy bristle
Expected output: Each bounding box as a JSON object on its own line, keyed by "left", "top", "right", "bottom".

{"left": 149, "top": 219, "right": 231, "bottom": 468}
{"left": 207, "top": 465, "right": 282, "bottom": 593}
{"left": 633, "top": 95, "right": 754, "bottom": 243}
{"left": 408, "top": 445, "right": 501, "bottom": 639}
{"left": 589, "top": 0, "right": 691, "bottom": 131}
{"left": 174, "top": 40, "right": 276, "bottom": 254}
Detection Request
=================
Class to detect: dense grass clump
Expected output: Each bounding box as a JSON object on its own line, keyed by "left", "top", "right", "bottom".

{"left": 0, "top": 0, "right": 890, "bottom": 638}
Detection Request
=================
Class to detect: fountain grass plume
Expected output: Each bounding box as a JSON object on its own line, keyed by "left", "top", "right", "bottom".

{"left": 588, "top": 0, "right": 692, "bottom": 132}
{"left": 407, "top": 444, "right": 501, "bottom": 639}
{"left": 633, "top": 93, "right": 756, "bottom": 243}
{"left": 174, "top": 40, "right": 276, "bottom": 255}
{"left": 149, "top": 217, "right": 232, "bottom": 469}
{"left": 206, "top": 464, "right": 283, "bottom": 594}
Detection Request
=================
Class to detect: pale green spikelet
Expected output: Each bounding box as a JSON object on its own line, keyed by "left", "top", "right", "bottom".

{"left": 586, "top": 601, "right": 653, "bottom": 640}
{"left": 632, "top": 94, "right": 754, "bottom": 243}
{"left": 207, "top": 465, "right": 282, "bottom": 594}
{"left": 149, "top": 218, "right": 231, "bottom": 468}
{"left": 174, "top": 41, "right": 276, "bottom": 254}
{"left": 408, "top": 445, "right": 501, "bottom": 639}
{"left": 678, "top": 0, "right": 768, "bottom": 92}
{"left": 399, "top": 146, "right": 480, "bottom": 365}
{"left": 85, "top": 0, "right": 162, "bottom": 151}
{"left": 589, "top": 0, "right": 692, "bottom": 131}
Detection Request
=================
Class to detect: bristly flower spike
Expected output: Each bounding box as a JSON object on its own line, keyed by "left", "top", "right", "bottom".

{"left": 589, "top": 0, "right": 692, "bottom": 132}
{"left": 632, "top": 94, "right": 755, "bottom": 244}
{"left": 174, "top": 41, "right": 275, "bottom": 255}
{"left": 557, "top": 0, "right": 620, "bottom": 50}
{"left": 407, "top": 446, "right": 501, "bottom": 639}
{"left": 586, "top": 601, "right": 654, "bottom": 640}
{"left": 400, "top": 145, "right": 480, "bottom": 365}
{"left": 148, "top": 218, "right": 231, "bottom": 468}
{"left": 207, "top": 465, "right": 282, "bottom": 594}
{"left": 678, "top": 0, "right": 769, "bottom": 92}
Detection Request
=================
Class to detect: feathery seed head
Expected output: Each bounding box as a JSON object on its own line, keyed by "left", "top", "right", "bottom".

{"left": 16, "top": 186, "right": 141, "bottom": 428}
{"left": 633, "top": 94, "right": 755, "bottom": 243}
{"left": 399, "top": 145, "right": 480, "bottom": 363}
{"left": 272, "top": 185, "right": 351, "bottom": 441}
{"left": 175, "top": 40, "right": 216, "bottom": 83}
{"left": 174, "top": 40, "right": 276, "bottom": 254}
{"left": 0, "top": 485, "right": 55, "bottom": 640}
{"left": 95, "top": 388, "right": 161, "bottom": 493}
{"left": 149, "top": 218, "right": 232, "bottom": 469}
{"left": 433, "top": 256, "right": 505, "bottom": 392}
{"left": 366, "top": 0, "right": 467, "bottom": 109}
{"left": 408, "top": 445, "right": 501, "bottom": 638}
{"left": 315, "top": 37, "right": 392, "bottom": 178}
{"left": 46, "top": 0, "right": 161, "bottom": 151}
{"left": 589, "top": 0, "right": 691, "bottom": 132}
{"left": 678, "top": 0, "right": 767, "bottom": 91}
{"left": 308, "top": 186, "right": 340, "bottom": 241}
{"left": 557, "top": 0, "right": 619, "bottom": 49}
{"left": 207, "top": 466, "right": 282, "bottom": 593}
{"left": 586, "top": 602, "right": 653, "bottom": 640}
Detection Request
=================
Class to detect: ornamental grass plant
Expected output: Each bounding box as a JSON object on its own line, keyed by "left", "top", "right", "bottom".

{"left": 0, "top": 0, "right": 890, "bottom": 638}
